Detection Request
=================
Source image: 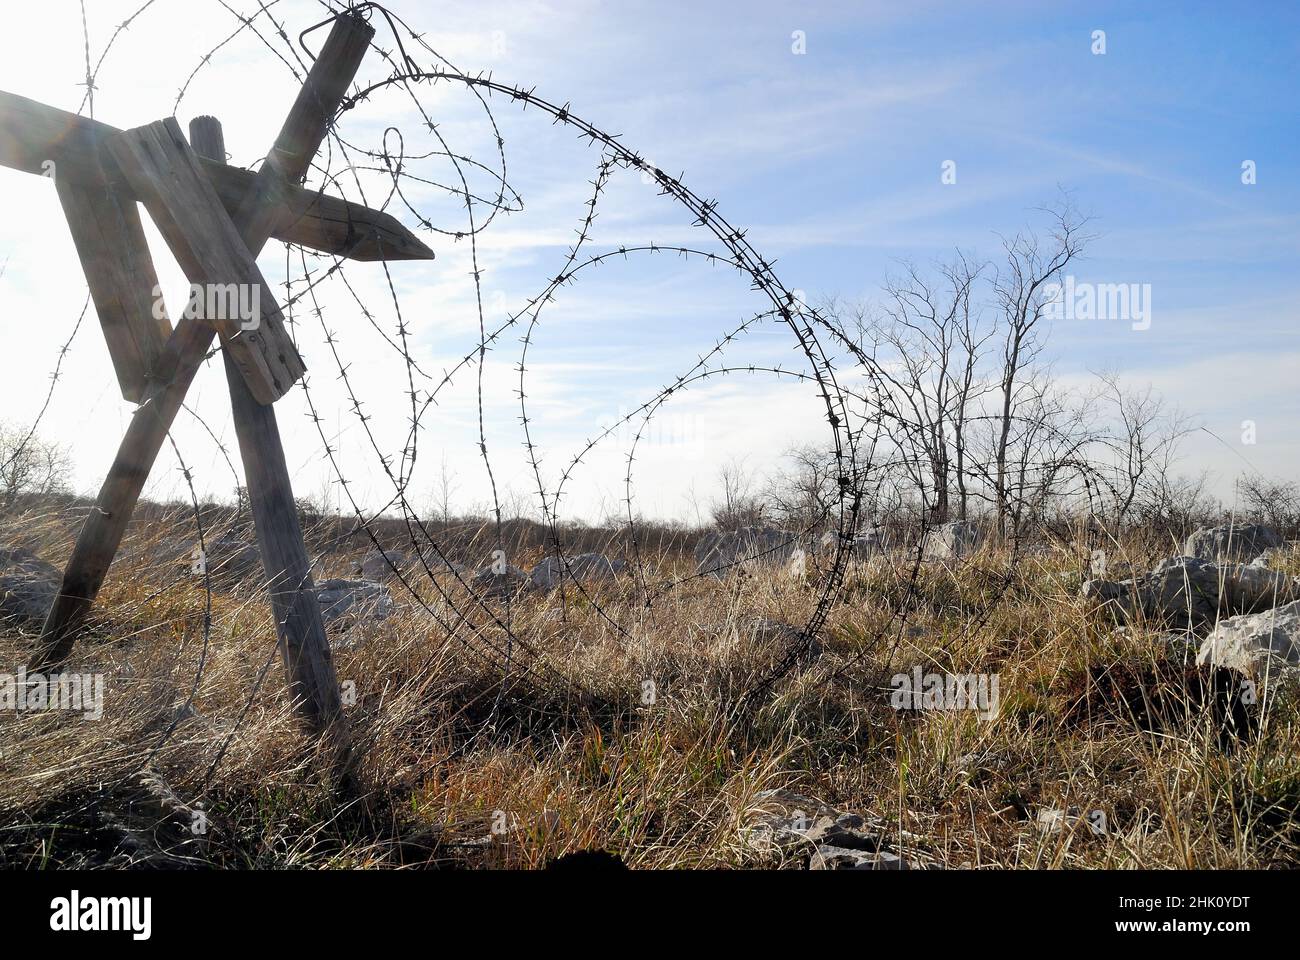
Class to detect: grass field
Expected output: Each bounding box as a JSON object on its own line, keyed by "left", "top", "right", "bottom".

{"left": 2, "top": 502, "right": 1298, "bottom": 869}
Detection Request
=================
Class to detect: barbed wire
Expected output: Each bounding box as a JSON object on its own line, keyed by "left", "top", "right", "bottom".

{"left": 323, "top": 3, "right": 875, "bottom": 701}
{"left": 0, "top": 295, "right": 90, "bottom": 483}
{"left": 7, "top": 0, "right": 1076, "bottom": 797}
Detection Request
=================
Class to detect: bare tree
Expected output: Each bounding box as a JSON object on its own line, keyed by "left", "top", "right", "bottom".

{"left": 765, "top": 444, "right": 839, "bottom": 531}
{"left": 990, "top": 197, "right": 1093, "bottom": 532}
{"left": 1138, "top": 469, "right": 1218, "bottom": 538}
{"left": 428, "top": 452, "right": 460, "bottom": 524}
{"left": 0, "top": 421, "right": 71, "bottom": 510}
{"left": 812, "top": 198, "right": 1200, "bottom": 545}
{"left": 943, "top": 255, "right": 995, "bottom": 520}
{"left": 1004, "top": 372, "right": 1099, "bottom": 534}
{"left": 842, "top": 252, "right": 987, "bottom": 523}
{"left": 1093, "top": 369, "right": 1195, "bottom": 526}
{"left": 711, "top": 457, "right": 765, "bottom": 528}
{"left": 1238, "top": 473, "right": 1300, "bottom": 536}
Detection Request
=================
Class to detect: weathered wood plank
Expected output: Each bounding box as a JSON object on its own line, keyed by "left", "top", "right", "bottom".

{"left": 227, "top": 13, "right": 377, "bottom": 247}
{"left": 30, "top": 319, "right": 216, "bottom": 671}
{"left": 55, "top": 174, "right": 172, "bottom": 402}
{"left": 191, "top": 114, "right": 347, "bottom": 744}
{"left": 0, "top": 89, "right": 112, "bottom": 181}
{"left": 0, "top": 89, "right": 434, "bottom": 262}
{"left": 203, "top": 162, "right": 434, "bottom": 261}
{"left": 31, "top": 12, "right": 376, "bottom": 676}
{"left": 107, "top": 117, "right": 306, "bottom": 406}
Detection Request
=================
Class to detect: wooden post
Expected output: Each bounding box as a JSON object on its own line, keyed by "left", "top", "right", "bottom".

{"left": 190, "top": 114, "right": 347, "bottom": 747}
{"left": 31, "top": 12, "right": 376, "bottom": 676}
{"left": 30, "top": 318, "right": 220, "bottom": 670}
{"left": 54, "top": 174, "right": 172, "bottom": 402}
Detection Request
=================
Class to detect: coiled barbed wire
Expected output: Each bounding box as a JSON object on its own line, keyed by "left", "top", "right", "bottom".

{"left": 14, "top": 0, "right": 1057, "bottom": 789}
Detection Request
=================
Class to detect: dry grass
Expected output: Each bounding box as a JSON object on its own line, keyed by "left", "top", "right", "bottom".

{"left": 2, "top": 502, "right": 1298, "bottom": 869}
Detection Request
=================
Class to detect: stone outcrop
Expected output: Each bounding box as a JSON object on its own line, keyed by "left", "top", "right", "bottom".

{"left": 818, "top": 528, "right": 885, "bottom": 560}
{"left": 529, "top": 552, "right": 626, "bottom": 591}
{"left": 316, "top": 578, "right": 393, "bottom": 626}
{"left": 357, "top": 549, "right": 411, "bottom": 581}
{"left": 0, "top": 546, "right": 60, "bottom": 622}
{"left": 922, "top": 520, "right": 982, "bottom": 561}
{"left": 181, "top": 528, "right": 262, "bottom": 586}
{"left": 742, "top": 788, "right": 938, "bottom": 870}
{"left": 1197, "top": 599, "right": 1300, "bottom": 679}
{"left": 1184, "top": 524, "right": 1281, "bottom": 564}
{"left": 1082, "top": 555, "right": 1300, "bottom": 629}
{"left": 472, "top": 562, "right": 533, "bottom": 599}
{"left": 694, "top": 527, "right": 803, "bottom": 579}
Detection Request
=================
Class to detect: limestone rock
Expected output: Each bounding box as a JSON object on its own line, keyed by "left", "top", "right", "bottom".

{"left": 472, "top": 562, "right": 533, "bottom": 599}
{"left": 1228, "top": 562, "right": 1298, "bottom": 611}
{"left": 741, "top": 788, "right": 935, "bottom": 868}
{"left": 695, "top": 527, "right": 803, "bottom": 579}
{"left": 185, "top": 528, "right": 261, "bottom": 586}
{"left": 810, "top": 846, "right": 913, "bottom": 870}
{"left": 316, "top": 578, "right": 393, "bottom": 626}
{"left": 818, "top": 528, "right": 885, "bottom": 560}
{"left": 0, "top": 546, "right": 60, "bottom": 622}
{"left": 1082, "top": 555, "right": 1300, "bottom": 629}
{"left": 357, "top": 549, "right": 412, "bottom": 581}
{"left": 529, "top": 552, "right": 626, "bottom": 591}
{"left": 1185, "top": 524, "right": 1281, "bottom": 564}
{"left": 1081, "top": 577, "right": 1127, "bottom": 604}
{"left": 1197, "top": 598, "right": 1300, "bottom": 679}
{"left": 922, "top": 520, "right": 982, "bottom": 561}
{"left": 1248, "top": 547, "right": 1281, "bottom": 570}
{"left": 742, "top": 789, "right": 839, "bottom": 854}
{"left": 1128, "top": 556, "right": 1223, "bottom": 626}
{"left": 724, "top": 616, "right": 822, "bottom": 663}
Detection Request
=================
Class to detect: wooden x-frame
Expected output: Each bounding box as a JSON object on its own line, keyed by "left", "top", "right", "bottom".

{"left": 0, "top": 12, "right": 433, "bottom": 762}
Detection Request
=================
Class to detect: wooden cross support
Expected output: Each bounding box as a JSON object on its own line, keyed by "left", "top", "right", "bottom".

{"left": 0, "top": 12, "right": 433, "bottom": 760}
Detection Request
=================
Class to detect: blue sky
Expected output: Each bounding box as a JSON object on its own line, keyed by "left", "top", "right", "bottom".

{"left": 0, "top": 0, "right": 1297, "bottom": 520}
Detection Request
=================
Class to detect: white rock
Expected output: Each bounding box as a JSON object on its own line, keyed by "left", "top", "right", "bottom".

{"left": 818, "top": 528, "right": 885, "bottom": 560}
{"left": 1197, "top": 598, "right": 1300, "bottom": 678}
{"left": 922, "top": 520, "right": 982, "bottom": 561}
{"left": 184, "top": 529, "right": 261, "bottom": 585}
{"left": 529, "top": 552, "right": 626, "bottom": 591}
{"left": 316, "top": 578, "right": 393, "bottom": 626}
{"left": 1083, "top": 556, "right": 1300, "bottom": 628}
{"left": 1247, "top": 547, "right": 1280, "bottom": 570}
{"left": 472, "top": 563, "right": 532, "bottom": 599}
{"left": 695, "top": 527, "right": 804, "bottom": 579}
{"left": 357, "top": 549, "right": 411, "bottom": 581}
{"left": 0, "top": 546, "right": 59, "bottom": 621}
{"left": 810, "top": 846, "right": 915, "bottom": 870}
{"left": 1227, "top": 562, "right": 1299, "bottom": 610}
{"left": 742, "top": 789, "right": 934, "bottom": 868}
{"left": 1185, "top": 524, "right": 1282, "bottom": 564}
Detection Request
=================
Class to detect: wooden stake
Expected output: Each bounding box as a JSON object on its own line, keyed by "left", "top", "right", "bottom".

{"left": 190, "top": 114, "right": 347, "bottom": 749}
{"left": 201, "top": 161, "right": 434, "bottom": 262}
